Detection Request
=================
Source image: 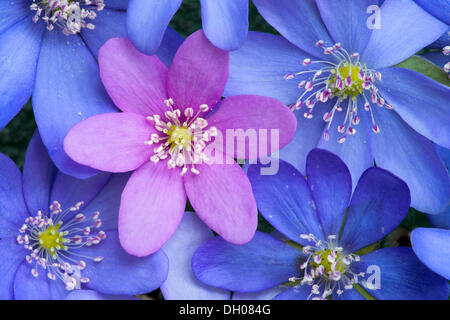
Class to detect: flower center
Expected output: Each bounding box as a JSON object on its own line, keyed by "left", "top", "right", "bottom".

{"left": 285, "top": 41, "right": 393, "bottom": 144}
{"left": 30, "top": 0, "right": 105, "bottom": 35}
{"left": 288, "top": 234, "right": 364, "bottom": 300}
{"left": 17, "top": 201, "right": 105, "bottom": 290}
{"left": 145, "top": 98, "right": 218, "bottom": 176}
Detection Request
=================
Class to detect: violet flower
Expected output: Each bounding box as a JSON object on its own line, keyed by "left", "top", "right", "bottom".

{"left": 64, "top": 30, "right": 296, "bottom": 257}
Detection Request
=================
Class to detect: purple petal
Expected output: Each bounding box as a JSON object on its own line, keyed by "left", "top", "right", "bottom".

{"left": 99, "top": 38, "right": 169, "bottom": 116}
{"left": 183, "top": 159, "right": 257, "bottom": 245}
{"left": 119, "top": 161, "right": 186, "bottom": 257}
{"left": 64, "top": 113, "right": 154, "bottom": 173}
{"left": 208, "top": 95, "right": 297, "bottom": 159}
{"left": 168, "top": 30, "right": 229, "bottom": 115}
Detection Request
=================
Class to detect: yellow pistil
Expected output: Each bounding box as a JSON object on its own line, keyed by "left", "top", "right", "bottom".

{"left": 312, "top": 249, "right": 344, "bottom": 274}
{"left": 167, "top": 125, "right": 192, "bottom": 151}
{"left": 39, "top": 223, "right": 64, "bottom": 252}
{"left": 331, "top": 63, "right": 363, "bottom": 97}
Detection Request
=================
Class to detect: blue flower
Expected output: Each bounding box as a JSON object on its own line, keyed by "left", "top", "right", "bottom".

{"left": 192, "top": 149, "right": 449, "bottom": 300}
{"left": 126, "top": 0, "right": 249, "bottom": 54}
{"left": 224, "top": 0, "right": 450, "bottom": 214}
{"left": 0, "top": 0, "right": 183, "bottom": 178}
{"left": 0, "top": 131, "right": 168, "bottom": 299}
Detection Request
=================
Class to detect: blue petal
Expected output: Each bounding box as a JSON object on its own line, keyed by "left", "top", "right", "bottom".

{"left": 0, "top": 237, "right": 26, "bottom": 299}
{"left": 435, "top": 144, "right": 450, "bottom": 170}
{"left": 78, "top": 231, "right": 169, "bottom": 295}
{"left": 50, "top": 171, "right": 111, "bottom": 212}
{"left": 0, "top": 0, "right": 29, "bottom": 34}
{"left": 200, "top": 0, "right": 248, "bottom": 51}
{"left": 105, "top": 0, "right": 129, "bottom": 10}
{"left": 414, "top": 0, "right": 450, "bottom": 25}
{"left": 82, "top": 173, "right": 130, "bottom": 231}
{"left": 378, "top": 67, "right": 450, "bottom": 148}
{"left": 305, "top": 149, "right": 352, "bottom": 237}
{"left": 370, "top": 106, "right": 450, "bottom": 214}
{"left": 428, "top": 205, "right": 450, "bottom": 229}
{"left": 361, "top": 0, "right": 448, "bottom": 68}
{"left": 425, "top": 31, "right": 450, "bottom": 50}
{"left": 252, "top": 0, "right": 333, "bottom": 58}
{"left": 14, "top": 262, "right": 68, "bottom": 300}
{"left": 339, "top": 167, "right": 410, "bottom": 253}
{"left": 161, "top": 212, "right": 230, "bottom": 300}
{"left": 354, "top": 247, "right": 449, "bottom": 299}
{"left": 411, "top": 228, "right": 450, "bottom": 280}
{"left": 81, "top": 9, "right": 128, "bottom": 59}
{"left": 247, "top": 160, "right": 325, "bottom": 245}
{"left": 23, "top": 131, "right": 57, "bottom": 216}
{"left": 66, "top": 289, "right": 137, "bottom": 300}
{"left": 316, "top": 97, "right": 374, "bottom": 191}
{"left": 333, "top": 288, "right": 365, "bottom": 300}
{"left": 0, "top": 153, "right": 28, "bottom": 238}
{"left": 33, "top": 32, "right": 117, "bottom": 178}
{"left": 126, "top": 0, "right": 182, "bottom": 55}
{"left": 192, "top": 231, "right": 300, "bottom": 292}
{"left": 232, "top": 286, "right": 285, "bottom": 300}
{"left": 420, "top": 51, "right": 448, "bottom": 69}
{"left": 278, "top": 108, "right": 327, "bottom": 175}
{"left": 155, "top": 27, "right": 185, "bottom": 67}
{"left": 0, "top": 17, "right": 43, "bottom": 130}
{"left": 272, "top": 285, "right": 310, "bottom": 300}
{"left": 316, "top": 0, "right": 380, "bottom": 54}
{"left": 224, "top": 31, "right": 312, "bottom": 104}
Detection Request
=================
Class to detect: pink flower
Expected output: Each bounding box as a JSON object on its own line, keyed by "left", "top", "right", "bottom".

{"left": 64, "top": 30, "right": 296, "bottom": 257}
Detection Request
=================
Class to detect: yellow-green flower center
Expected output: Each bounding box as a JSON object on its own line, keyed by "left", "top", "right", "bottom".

{"left": 39, "top": 223, "right": 64, "bottom": 251}
{"left": 167, "top": 125, "right": 192, "bottom": 151}
{"left": 311, "top": 249, "right": 345, "bottom": 275}
{"left": 330, "top": 63, "right": 364, "bottom": 97}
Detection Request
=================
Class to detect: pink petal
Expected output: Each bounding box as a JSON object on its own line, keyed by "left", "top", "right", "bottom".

{"left": 208, "top": 95, "right": 297, "bottom": 160}
{"left": 99, "top": 38, "right": 169, "bottom": 116}
{"left": 167, "top": 30, "right": 229, "bottom": 113}
{"left": 64, "top": 112, "right": 154, "bottom": 172}
{"left": 183, "top": 157, "right": 257, "bottom": 244}
{"left": 119, "top": 161, "right": 186, "bottom": 257}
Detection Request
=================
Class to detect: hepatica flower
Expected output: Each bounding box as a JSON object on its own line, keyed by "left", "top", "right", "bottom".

{"left": 127, "top": 0, "right": 249, "bottom": 54}
{"left": 225, "top": 0, "right": 450, "bottom": 214}
{"left": 64, "top": 30, "right": 296, "bottom": 257}
{"left": 192, "top": 149, "right": 450, "bottom": 300}
{"left": 0, "top": 132, "right": 168, "bottom": 299}
{"left": 0, "top": 0, "right": 182, "bottom": 178}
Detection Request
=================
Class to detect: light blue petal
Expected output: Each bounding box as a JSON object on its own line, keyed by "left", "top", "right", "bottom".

{"left": 362, "top": 0, "right": 448, "bottom": 68}
{"left": 161, "top": 212, "right": 230, "bottom": 300}
{"left": 370, "top": 106, "right": 450, "bottom": 214}
{"left": 414, "top": 0, "right": 450, "bottom": 25}
{"left": 33, "top": 32, "right": 117, "bottom": 178}
{"left": 0, "top": 237, "right": 25, "bottom": 299}
{"left": 0, "top": 17, "right": 43, "bottom": 130}
{"left": 411, "top": 228, "right": 450, "bottom": 280}
{"left": 252, "top": 0, "right": 333, "bottom": 58}
{"left": 0, "top": 0, "right": 29, "bottom": 34}
{"left": 200, "top": 0, "right": 248, "bottom": 51}
{"left": 126, "top": 0, "right": 182, "bottom": 55}
{"left": 224, "top": 31, "right": 312, "bottom": 105}
{"left": 378, "top": 67, "right": 450, "bottom": 148}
